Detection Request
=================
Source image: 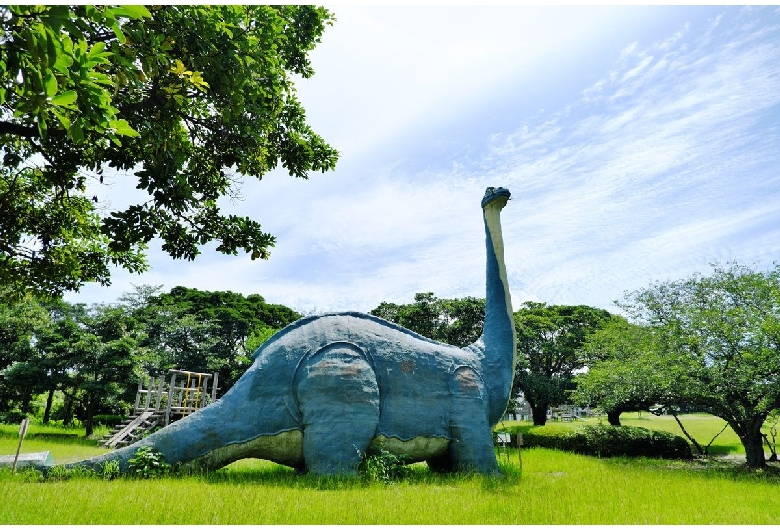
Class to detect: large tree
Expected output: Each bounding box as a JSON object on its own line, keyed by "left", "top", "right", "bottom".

{"left": 129, "top": 285, "right": 301, "bottom": 394}
{"left": 0, "top": 291, "right": 50, "bottom": 415}
{"left": 620, "top": 262, "right": 780, "bottom": 468}
{"left": 513, "top": 302, "right": 611, "bottom": 425}
{"left": 0, "top": 5, "right": 338, "bottom": 299}
{"left": 0, "top": 297, "right": 141, "bottom": 434}
{"left": 370, "top": 292, "right": 486, "bottom": 348}
{"left": 68, "top": 303, "right": 140, "bottom": 436}
{"left": 572, "top": 316, "right": 697, "bottom": 426}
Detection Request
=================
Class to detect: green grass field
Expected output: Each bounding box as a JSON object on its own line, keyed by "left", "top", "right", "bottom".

{"left": 1, "top": 414, "right": 777, "bottom": 525}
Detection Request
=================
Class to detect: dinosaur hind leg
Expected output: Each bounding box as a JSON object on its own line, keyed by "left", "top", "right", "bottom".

{"left": 448, "top": 366, "right": 500, "bottom": 474}
{"left": 295, "top": 342, "right": 380, "bottom": 475}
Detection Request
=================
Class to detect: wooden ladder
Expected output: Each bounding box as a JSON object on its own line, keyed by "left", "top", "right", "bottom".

{"left": 101, "top": 411, "right": 163, "bottom": 448}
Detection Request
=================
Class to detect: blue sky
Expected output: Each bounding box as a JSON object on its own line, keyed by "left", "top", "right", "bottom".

{"left": 67, "top": 5, "right": 780, "bottom": 316}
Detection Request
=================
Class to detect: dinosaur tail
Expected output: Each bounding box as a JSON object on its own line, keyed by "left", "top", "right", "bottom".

{"left": 49, "top": 367, "right": 301, "bottom": 474}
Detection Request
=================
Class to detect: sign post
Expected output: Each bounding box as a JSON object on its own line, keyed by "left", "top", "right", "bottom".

{"left": 12, "top": 418, "right": 30, "bottom": 473}
{"left": 516, "top": 433, "right": 523, "bottom": 470}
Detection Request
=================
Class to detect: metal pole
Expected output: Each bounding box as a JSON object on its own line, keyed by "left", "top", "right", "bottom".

{"left": 517, "top": 433, "right": 523, "bottom": 471}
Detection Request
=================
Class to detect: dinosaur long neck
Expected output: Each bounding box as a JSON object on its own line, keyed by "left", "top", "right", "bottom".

{"left": 480, "top": 198, "right": 517, "bottom": 426}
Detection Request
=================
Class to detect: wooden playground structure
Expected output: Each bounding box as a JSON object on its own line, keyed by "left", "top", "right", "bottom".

{"left": 102, "top": 369, "right": 219, "bottom": 448}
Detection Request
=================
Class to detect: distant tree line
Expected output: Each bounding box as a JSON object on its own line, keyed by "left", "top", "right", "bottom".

{"left": 0, "top": 285, "right": 300, "bottom": 436}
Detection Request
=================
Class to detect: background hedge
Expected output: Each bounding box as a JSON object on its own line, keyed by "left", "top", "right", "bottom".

{"left": 498, "top": 423, "right": 692, "bottom": 460}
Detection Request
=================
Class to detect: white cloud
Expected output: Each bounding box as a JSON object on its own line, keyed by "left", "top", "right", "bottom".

{"left": 66, "top": 6, "right": 780, "bottom": 319}
{"left": 621, "top": 56, "right": 655, "bottom": 82}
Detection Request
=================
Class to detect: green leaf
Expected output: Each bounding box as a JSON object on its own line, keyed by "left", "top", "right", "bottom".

{"left": 46, "top": 30, "right": 58, "bottom": 68}
{"left": 51, "top": 107, "right": 71, "bottom": 130}
{"left": 108, "top": 20, "right": 126, "bottom": 44}
{"left": 50, "top": 90, "right": 77, "bottom": 106}
{"left": 36, "top": 117, "right": 47, "bottom": 138}
{"left": 109, "top": 119, "right": 139, "bottom": 137}
{"left": 112, "top": 5, "right": 152, "bottom": 19}
{"left": 44, "top": 72, "right": 58, "bottom": 97}
{"left": 88, "top": 41, "right": 106, "bottom": 59}
{"left": 70, "top": 120, "right": 84, "bottom": 143}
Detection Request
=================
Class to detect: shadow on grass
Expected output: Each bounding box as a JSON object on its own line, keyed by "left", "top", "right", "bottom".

{"left": 603, "top": 454, "right": 780, "bottom": 483}
{"left": 176, "top": 459, "right": 524, "bottom": 491}
{"left": 705, "top": 442, "right": 743, "bottom": 456}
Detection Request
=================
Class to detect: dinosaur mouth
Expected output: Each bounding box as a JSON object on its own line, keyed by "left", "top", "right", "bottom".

{"left": 481, "top": 187, "right": 511, "bottom": 208}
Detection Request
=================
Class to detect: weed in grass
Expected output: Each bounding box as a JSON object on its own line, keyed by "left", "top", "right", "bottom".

{"left": 359, "top": 448, "right": 410, "bottom": 484}
{"left": 127, "top": 446, "right": 170, "bottom": 479}
{"left": 46, "top": 464, "right": 73, "bottom": 482}
{"left": 0, "top": 466, "right": 43, "bottom": 483}
{"left": 100, "top": 460, "right": 121, "bottom": 480}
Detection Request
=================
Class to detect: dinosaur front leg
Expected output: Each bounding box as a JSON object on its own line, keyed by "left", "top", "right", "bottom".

{"left": 295, "top": 343, "right": 380, "bottom": 475}
{"left": 448, "top": 366, "right": 500, "bottom": 474}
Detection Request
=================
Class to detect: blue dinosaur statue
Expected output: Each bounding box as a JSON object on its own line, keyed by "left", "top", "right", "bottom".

{"left": 57, "top": 187, "right": 516, "bottom": 475}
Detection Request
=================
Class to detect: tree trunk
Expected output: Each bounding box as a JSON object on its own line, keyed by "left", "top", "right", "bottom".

{"left": 607, "top": 410, "right": 622, "bottom": 426}
{"left": 531, "top": 404, "right": 548, "bottom": 426}
{"left": 62, "top": 391, "right": 74, "bottom": 426}
{"left": 739, "top": 419, "right": 766, "bottom": 468}
{"left": 43, "top": 388, "right": 55, "bottom": 424}
{"left": 84, "top": 394, "right": 94, "bottom": 437}
{"left": 20, "top": 388, "right": 33, "bottom": 414}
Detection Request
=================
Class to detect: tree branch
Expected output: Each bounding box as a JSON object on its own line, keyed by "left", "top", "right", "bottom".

{"left": 0, "top": 121, "right": 68, "bottom": 140}
{"left": 0, "top": 121, "right": 39, "bottom": 139}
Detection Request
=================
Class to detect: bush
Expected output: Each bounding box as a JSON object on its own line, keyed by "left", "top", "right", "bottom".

{"left": 359, "top": 449, "right": 410, "bottom": 483}
{"left": 127, "top": 446, "right": 171, "bottom": 478}
{"left": 0, "top": 411, "right": 27, "bottom": 425}
{"left": 508, "top": 424, "right": 692, "bottom": 460}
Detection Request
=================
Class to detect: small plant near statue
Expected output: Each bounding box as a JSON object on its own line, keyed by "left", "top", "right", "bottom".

{"left": 359, "top": 448, "right": 410, "bottom": 484}
{"left": 127, "top": 446, "right": 171, "bottom": 478}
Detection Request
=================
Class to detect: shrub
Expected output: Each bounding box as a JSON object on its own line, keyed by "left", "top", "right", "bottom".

{"left": 100, "top": 460, "right": 121, "bottom": 480}
{"left": 508, "top": 424, "right": 692, "bottom": 460}
{"left": 127, "top": 446, "right": 171, "bottom": 479}
{"left": 0, "top": 411, "right": 27, "bottom": 425}
{"left": 359, "top": 449, "right": 410, "bottom": 483}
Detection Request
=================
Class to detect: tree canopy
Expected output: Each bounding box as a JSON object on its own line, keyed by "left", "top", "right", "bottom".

{"left": 513, "top": 302, "right": 612, "bottom": 425}
{"left": 617, "top": 262, "right": 780, "bottom": 468}
{"left": 130, "top": 285, "right": 301, "bottom": 392}
{"left": 571, "top": 316, "right": 695, "bottom": 426}
{"left": 370, "top": 292, "right": 486, "bottom": 348}
{"left": 0, "top": 5, "right": 338, "bottom": 299}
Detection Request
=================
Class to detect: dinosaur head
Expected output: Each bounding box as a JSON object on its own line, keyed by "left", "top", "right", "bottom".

{"left": 481, "top": 187, "right": 511, "bottom": 209}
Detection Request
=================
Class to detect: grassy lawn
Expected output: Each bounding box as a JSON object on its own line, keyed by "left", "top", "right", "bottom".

{"left": 1, "top": 415, "right": 778, "bottom": 524}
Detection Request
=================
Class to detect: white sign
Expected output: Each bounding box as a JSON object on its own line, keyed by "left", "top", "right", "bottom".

{"left": 19, "top": 418, "right": 29, "bottom": 439}
{"left": 12, "top": 418, "right": 30, "bottom": 472}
